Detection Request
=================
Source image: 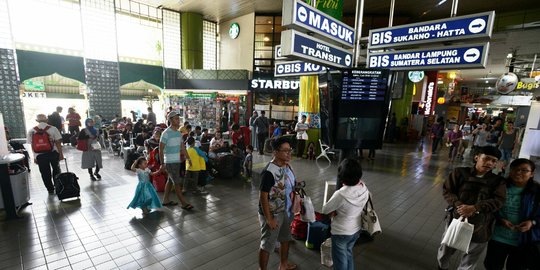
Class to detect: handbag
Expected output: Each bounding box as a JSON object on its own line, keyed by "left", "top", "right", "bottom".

{"left": 91, "top": 141, "right": 101, "bottom": 150}
{"left": 76, "top": 139, "right": 88, "bottom": 151}
{"left": 441, "top": 216, "right": 474, "bottom": 253}
{"left": 361, "top": 195, "right": 382, "bottom": 236}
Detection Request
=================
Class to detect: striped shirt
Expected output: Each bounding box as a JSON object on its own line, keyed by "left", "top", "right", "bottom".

{"left": 160, "top": 127, "right": 182, "bottom": 164}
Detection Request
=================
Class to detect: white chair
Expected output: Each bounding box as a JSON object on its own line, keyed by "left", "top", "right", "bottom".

{"left": 316, "top": 139, "right": 335, "bottom": 164}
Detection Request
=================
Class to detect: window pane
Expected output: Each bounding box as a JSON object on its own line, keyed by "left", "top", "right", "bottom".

{"left": 255, "top": 24, "right": 273, "bottom": 33}
{"left": 254, "top": 50, "right": 272, "bottom": 59}
{"left": 255, "top": 16, "right": 273, "bottom": 25}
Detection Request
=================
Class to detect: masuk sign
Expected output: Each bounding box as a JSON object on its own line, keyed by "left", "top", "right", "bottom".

{"left": 368, "top": 11, "right": 494, "bottom": 49}
{"left": 281, "top": 29, "right": 353, "bottom": 68}
{"left": 282, "top": 0, "right": 355, "bottom": 48}
{"left": 368, "top": 43, "right": 489, "bottom": 70}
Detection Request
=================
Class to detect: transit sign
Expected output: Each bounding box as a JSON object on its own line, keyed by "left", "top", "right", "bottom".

{"left": 368, "top": 11, "right": 494, "bottom": 49}
{"left": 280, "top": 29, "right": 353, "bottom": 68}
{"left": 367, "top": 43, "right": 489, "bottom": 70}
{"left": 282, "top": 0, "right": 355, "bottom": 48}
{"left": 274, "top": 60, "right": 332, "bottom": 77}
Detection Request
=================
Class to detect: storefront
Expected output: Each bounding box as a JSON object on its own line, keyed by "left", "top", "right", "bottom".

{"left": 249, "top": 74, "right": 299, "bottom": 121}
{"left": 163, "top": 90, "right": 247, "bottom": 132}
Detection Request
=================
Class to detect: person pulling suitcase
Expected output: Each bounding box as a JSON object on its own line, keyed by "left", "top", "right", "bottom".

{"left": 26, "top": 114, "right": 64, "bottom": 195}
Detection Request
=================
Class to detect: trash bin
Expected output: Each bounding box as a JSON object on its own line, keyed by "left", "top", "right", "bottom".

{"left": 0, "top": 167, "right": 30, "bottom": 209}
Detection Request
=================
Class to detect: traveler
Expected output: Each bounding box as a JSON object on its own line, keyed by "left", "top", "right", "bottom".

{"left": 258, "top": 136, "right": 297, "bottom": 270}
{"left": 78, "top": 118, "right": 103, "bottom": 181}
{"left": 147, "top": 107, "right": 156, "bottom": 125}
{"left": 437, "top": 146, "right": 506, "bottom": 270}
{"left": 322, "top": 158, "right": 369, "bottom": 270}
{"left": 47, "top": 106, "right": 63, "bottom": 132}
{"left": 483, "top": 158, "right": 539, "bottom": 270}
{"left": 254, "top": 111, "right": 269, "bottom": 155}
{"left": 295, "top": 115, "right": 309, "bottom": 158}
{"left": 159, "top": 111, "right": 193, "bottom": 210}
{"left": 66, "top": 107, "right": 81, "bottom": 135}
{"left": 26, "top": 114, "right": 64, "bottom": 194}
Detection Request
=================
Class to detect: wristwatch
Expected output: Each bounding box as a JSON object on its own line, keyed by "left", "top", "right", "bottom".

{"left": 532, "top": 220, "right": 537, "bottom": 226}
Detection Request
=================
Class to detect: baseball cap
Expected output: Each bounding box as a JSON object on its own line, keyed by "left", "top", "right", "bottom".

{"left": 167, "top": 111, "right": 180, "bottom": 119}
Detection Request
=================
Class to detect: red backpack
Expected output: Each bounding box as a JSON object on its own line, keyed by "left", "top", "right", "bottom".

{"left": 32, "top": 126, "right": 53, "bottom": 153}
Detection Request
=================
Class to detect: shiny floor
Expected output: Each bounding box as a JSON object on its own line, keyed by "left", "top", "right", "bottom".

{"left": 2, "top": 140, "right": 533, "bottom": 270}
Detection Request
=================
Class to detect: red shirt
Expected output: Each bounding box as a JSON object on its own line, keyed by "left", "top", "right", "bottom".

{"left": 66, "top": 113, "right": 81, "bottom": 127}
{"left": 232, "top": 130, "right": 243, "bottom": 145}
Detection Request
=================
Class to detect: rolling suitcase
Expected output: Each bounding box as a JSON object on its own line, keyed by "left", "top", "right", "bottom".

{"left": 61, "top": 133, "right": 71, "bottom": 145}
{"left": 305, "top": 221, "right": 330, "bottom": 249}
{"left": 54, "top": 159, "right": 80, "bottom": 201}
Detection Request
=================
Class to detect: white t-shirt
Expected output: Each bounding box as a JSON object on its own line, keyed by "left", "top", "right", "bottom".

{"left": 26, "top": 122, "right": 62, "bottom": 157}
{"left": 295, "top": 122, "right": 309, "bottom": 140}
{"left": 461, "top": 124, "right": 473, "bottom": 141}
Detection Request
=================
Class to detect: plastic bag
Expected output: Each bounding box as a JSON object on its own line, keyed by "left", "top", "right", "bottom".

{"left": 320, "top": 238, "right": 333, "bottom": 267}
{"left": 300, "top": 195, "right": 316, "bottom": 222}
{"left": 441, "top": 216, "right": 474, "bottom": 253}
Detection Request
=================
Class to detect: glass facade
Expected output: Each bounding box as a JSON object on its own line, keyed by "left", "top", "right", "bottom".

{"left": 253, "top": 15, "right": 282, "bottom": 74}
{"left": 203, "top": 20, "right": 217, "bottom": 70}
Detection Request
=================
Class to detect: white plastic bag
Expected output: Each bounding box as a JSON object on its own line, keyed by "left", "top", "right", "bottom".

{"left": 300, "top": 195, "right": 316, "bottom": 222}
{"left": 441, "top": 216, "right": 474, "bottom": 253}
{"left": 320, "top": 237, "right": 333, "bottom": 267}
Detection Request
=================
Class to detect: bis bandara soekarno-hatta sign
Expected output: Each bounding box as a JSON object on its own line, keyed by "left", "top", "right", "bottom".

{"left": 368, "top": 43, "right": 489, "bottom": 71}
{"left": 368, "top": 11, "right": 494, "bottom": 49}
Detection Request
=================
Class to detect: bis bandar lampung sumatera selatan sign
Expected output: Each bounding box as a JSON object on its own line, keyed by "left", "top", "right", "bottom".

{"left": 368, "top": 43, "right": 490, "bottom": 71}
{"left": 368, "top": 11, "right": 494, "bottom": 49}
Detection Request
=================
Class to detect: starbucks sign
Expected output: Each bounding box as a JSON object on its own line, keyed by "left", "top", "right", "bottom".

{"left": 229, "top": 23, "right": 240, "bottom": 39}
{"left": 408, "top": 71, "right": 425, "bottom": 83}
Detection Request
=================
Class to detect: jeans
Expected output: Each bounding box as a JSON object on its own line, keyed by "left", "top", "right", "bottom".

{"left": 332, "top": 232, "right": 359, "bottom": 270}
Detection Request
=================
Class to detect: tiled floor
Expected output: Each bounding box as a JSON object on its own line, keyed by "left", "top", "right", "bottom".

{"left": 2, "top": 140, "right": 537, "bottom": 269}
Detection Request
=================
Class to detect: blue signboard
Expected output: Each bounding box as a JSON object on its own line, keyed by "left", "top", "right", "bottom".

{"left": 281, "top": 30, "right": 353, "bottom": 68}
{"left": 368, "top": 11, "right": 494, "bottom": 49}
{"left": 274, "top": 60, "right": 333, "bottom": 77}
{"left": 367, "top": 43, "right": 489, "bottom": 71}
{"left": 282, "top": 0, "right": 355, "bottom": 48}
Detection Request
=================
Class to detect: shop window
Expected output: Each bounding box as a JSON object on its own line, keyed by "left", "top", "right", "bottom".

{"left": 254, "top": 15, "right": 282, "bottom": 73}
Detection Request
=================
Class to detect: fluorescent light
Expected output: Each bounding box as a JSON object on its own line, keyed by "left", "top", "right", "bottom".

{"left": 436, "top": 0, "right": 447, "bottom": 6}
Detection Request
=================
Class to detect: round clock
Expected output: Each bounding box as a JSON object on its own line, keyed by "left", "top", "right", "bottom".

{"left": 229, "top": 23, "right": 240, "bottom": 39}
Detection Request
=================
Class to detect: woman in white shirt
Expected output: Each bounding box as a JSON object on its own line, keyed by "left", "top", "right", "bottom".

{"left": 209, "top": 132, "right": 224, "bottom": 158}
{"left": 322, "top": 158, "right": 369, "bottom": 270}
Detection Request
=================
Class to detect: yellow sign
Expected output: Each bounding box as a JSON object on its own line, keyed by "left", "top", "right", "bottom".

{"left": 516, "top": 81, "right": 539, "bottom": 90}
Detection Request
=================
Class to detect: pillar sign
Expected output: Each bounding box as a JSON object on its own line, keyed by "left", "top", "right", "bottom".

{"left": 424, "top": 71, "right": 438, "bottom": 116}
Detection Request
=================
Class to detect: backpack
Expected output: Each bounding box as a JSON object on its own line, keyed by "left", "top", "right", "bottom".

{"left": 32, "top": 126, "right": 53, "bottom": 153}
{"left": 47, "top": 113, "right": 62, "bottom": 131}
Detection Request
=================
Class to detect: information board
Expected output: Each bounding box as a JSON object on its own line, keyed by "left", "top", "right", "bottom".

{"left": 368, "top": 11, "right": 494, "bottom": 49}
{"left": 341, "top": 69, "right": 388, "bottom": 101}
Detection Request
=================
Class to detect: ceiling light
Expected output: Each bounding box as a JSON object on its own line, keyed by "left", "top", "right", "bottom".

{"left": 485, "top": 80, "right": 489, "bottom": 84}
{"left": 507, "top": 53, "right": 513, "bottom": 58}
{"left": 436, "top": 0, "right": 447, "bottom": 6}
{"left": 507, "top": 107, "right": 514, "bottom": 111}
{"left": 263, "top": 36, "right": 270, "bottom": 42}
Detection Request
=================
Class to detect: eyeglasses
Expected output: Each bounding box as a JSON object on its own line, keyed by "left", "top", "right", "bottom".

{"left": 278, "top": 148, "right": 293, "bottom": 153}
{"left": 513, "top": 169, "right": 532, "bottom": 173}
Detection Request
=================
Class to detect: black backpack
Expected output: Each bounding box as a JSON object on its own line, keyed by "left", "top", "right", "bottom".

{"left": 48, "top": 113, "right": 62, "bottom": 131}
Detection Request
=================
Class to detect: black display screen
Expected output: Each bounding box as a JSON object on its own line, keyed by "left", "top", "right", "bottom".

{"left": 333, "top": 69, "right": 391, "bottom": 149}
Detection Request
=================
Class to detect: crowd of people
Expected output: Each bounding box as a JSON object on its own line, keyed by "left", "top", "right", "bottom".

{"left": 8, "top": 105, "right": 539, "bottom": 270}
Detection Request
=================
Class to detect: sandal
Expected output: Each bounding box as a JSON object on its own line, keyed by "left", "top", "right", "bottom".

{"left": 162, "top": 201, "right": 178, "bottom": 206}
{"left": 181, "top": 204, "right": 194, "bottom": 210}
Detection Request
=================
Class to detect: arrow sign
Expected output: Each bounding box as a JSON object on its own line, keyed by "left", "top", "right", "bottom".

{"left": 368, "top": 11, "right": 494, "bottom": 49}
{"left": 367, "top": 43, "right": 490, "bottom": 70}
{"left": 280, "top": 29, "right": 353, "bottom": 68}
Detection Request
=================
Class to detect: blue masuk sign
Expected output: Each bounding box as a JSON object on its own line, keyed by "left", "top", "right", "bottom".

{"left": 282, "top": 0, "right": 355, "bottom": 48}
{"left": 274, "top": 60, "right": 332, "bottom": 77}
{"left": 281, "top": 30, "right": 353, "bottom": 68}
{"left": 367, "top": 43, "right": 489, "bottom": 70}
{"left": 368, "top": 11, "right": 494, "bottom": 49}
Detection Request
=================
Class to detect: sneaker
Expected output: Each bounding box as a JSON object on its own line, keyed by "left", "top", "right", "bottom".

{"left": 90, "top": 175, "right": 97, "bottom": 181}
{"left": 94, "top": 172, "right": 101, "bottom": 179}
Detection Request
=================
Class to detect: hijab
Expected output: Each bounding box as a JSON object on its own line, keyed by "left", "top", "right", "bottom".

{"left": 85, "top": 118, "right": 97, "bottom": 136}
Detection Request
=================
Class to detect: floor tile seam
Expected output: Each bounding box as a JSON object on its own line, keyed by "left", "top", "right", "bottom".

{"left": 24, "top": 201, "right": 49, "bottom": 267}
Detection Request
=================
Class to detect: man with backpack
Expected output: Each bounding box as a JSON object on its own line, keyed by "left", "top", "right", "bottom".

{"left": 47, "top": 106, "right": 63, "bottom": 132}
{"left": 27, "top": 114, "right": 64, "bottom": 194}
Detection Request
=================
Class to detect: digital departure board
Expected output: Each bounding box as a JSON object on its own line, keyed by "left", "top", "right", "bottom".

{"left": 340, "top": 69, "right": 388, "bottom": 101}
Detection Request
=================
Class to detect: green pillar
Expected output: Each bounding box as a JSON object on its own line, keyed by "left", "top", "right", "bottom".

{"left": 181, "top": 12, "right": 203, "bottom": 69}
{"left": 391, "top": 79, "right": 414, "bottom": 124}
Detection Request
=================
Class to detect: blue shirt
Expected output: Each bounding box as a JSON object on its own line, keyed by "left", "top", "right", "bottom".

{"left": 273, "top": 127, "right": 281, "bottom": 138}
{"left": 492, "top": 185, "right": 524, "bottom": 246}
{"left": 160, "top": 127, "right": 182, "bottom": 164}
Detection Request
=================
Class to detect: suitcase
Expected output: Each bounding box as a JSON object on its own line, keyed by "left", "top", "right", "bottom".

{"left": 54, "top": 159, "right": 80, "bottom": 201}
{"left": 291, "top": 214, "right": 308, "bottom": 240}
{"left": 151, "top": 172, "right": 167, "bottom": 192}
{"left": 124, "top": 150, "right": 141, "bottom": 170}
{"left": 305, "top": 221, "right": 330, "bottom": 249}
{"left": 62, "top": 133, "right": 71, "bottom": 145}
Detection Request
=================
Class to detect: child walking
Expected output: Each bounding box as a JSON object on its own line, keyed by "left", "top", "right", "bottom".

{"left": 185, "top": 137, "right": 206, "bottom": 194}
{"left": 127, "top": 157, "right": 163, "bottom": 215}
{"left": 244, "top": 145, "right": 253, "bottom": 182}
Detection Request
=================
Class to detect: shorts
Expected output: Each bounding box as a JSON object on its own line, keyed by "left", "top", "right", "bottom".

{"left": 259, "top": 212, "right": 292, "bottom": 252}
{"left": 165, "top": 163, "right": 183, "bottom": 185}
